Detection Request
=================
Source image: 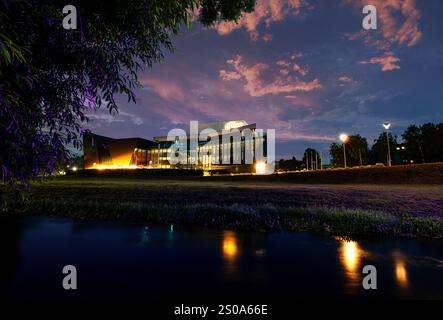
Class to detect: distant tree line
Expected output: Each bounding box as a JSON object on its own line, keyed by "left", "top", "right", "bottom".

{"left": 401, "top": 123, "right": 443, "bottom": 164}
{"left": 276, "top": 157, "right": 304, "bottom": 171}
{"left": 276, "top": 149, "right": 322, "bottom": 171}
{"left": 330, "top": 122, "right": 443, "bottom": 167}
{"left": 276, "top": 122, "right": 443, "bottom": 171}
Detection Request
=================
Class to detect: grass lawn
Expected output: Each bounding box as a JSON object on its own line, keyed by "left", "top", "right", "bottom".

{"left": 2, "top": 175, "right": 443, "bottom": 238}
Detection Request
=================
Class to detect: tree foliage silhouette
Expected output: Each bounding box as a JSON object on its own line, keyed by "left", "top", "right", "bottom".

{"left": 0, "top": 0, "right": 255, "bottom": 185}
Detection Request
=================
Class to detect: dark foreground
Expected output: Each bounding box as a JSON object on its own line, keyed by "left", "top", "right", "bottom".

{"left": 1, "top": 216, "right": 442, "bottom": 302}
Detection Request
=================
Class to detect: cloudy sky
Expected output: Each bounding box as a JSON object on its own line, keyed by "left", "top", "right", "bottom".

{"left": 86, "top": 0, "right": 443, "bottom": 162}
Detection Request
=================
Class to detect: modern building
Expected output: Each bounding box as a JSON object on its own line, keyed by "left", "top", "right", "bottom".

{"left": 83, "top": 120, "right": 269, "bottom": 173}
{"left": 83, "top": 134, "right": 158, "bottom": 169}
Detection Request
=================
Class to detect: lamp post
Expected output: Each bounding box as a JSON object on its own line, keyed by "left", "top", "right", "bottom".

{"left": 320, "top": 150, "right": 323, "bottom": 170}
{"left": 339, "top": 133, "right": 349, "bottom": 168}
{"left": 382, "top": 122, "right": 392, "bottom": 167}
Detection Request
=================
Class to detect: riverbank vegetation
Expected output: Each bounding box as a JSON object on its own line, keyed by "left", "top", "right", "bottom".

{"left": 2, "top": 175, "right": 442, "bottom": 238}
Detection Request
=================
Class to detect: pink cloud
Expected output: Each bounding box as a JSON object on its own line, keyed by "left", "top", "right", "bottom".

{"left": 345, "top": 0, "right": 422, "bottom": 48}
{"left": 291, "top": 52, "right": 303, "bottom": 60}
{"left": 277, "top": 131, "right": 336, "bottom": 141}
{"left": 219, "top": 69, "right": 242, "bottom": 81}
{"left": 141, "top": 78, "right": 185, "bottom": 101}
{"left": 338, "top": 76, "right": 353, "bottom": 82}
{"left": 262, "top": 33, "right": 273, "bottom": 42}
{"left": 138, "top": 59, "right": 331, "bottom": 143}
{"left": 220, "top": 55, "right": 321, "bottom": 97}
{"left": 215, "top": 0, "right": 309, "bottom": 41}
{"left": 276, "top": 60, "right": 290, "bottom": 67}
{"left": 292, "top": 63, "right": 308, "bottom": 76}
{"left": 345, "top": 0, "right": 422, "bottom": 72}
{"left": 360, "top": 53, "right": 401, "bottom": 71}
{"left": 274, "top": 54, "right": 308, "bottom": 76}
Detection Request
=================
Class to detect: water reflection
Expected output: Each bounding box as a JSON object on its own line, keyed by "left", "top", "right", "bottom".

{"left": 168, "top": 224, "right": 174, "bottom": 241}
{"left": 1, "top": 217, "right": 443, "bottom": 300}
{"left": 221, "top": 230, "right": 241, "bottom": 280}
{"left": 255, "top": 248, "right": 266, "bottom": 257}
{"left": 222, "top": 231, "right": 239, "bottom": 261}
{"left": 393, "top": 251, "right": 408, "bottom": 290}
{"left": 140, "top": 226, "right": 150, "bottom": 244}
{"left": 337, "top": 237, "right": 364, "bottom": 291}
{"left": 139, "top": 225, "right": 176, "bottom": 244}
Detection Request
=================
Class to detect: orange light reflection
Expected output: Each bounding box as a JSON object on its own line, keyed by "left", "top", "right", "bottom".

{"left": 336, "top": 237, "right": 363, "bottom": 291}
{"left": 393, "top": 252, "right": 408, "bottom": 289}
{"left": 222, "top": 231, "right": 239, "bottom": 261}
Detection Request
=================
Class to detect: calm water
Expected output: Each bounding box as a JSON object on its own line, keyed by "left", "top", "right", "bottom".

{"left": 0, "top": 217, "right": 442, "bottom": 301}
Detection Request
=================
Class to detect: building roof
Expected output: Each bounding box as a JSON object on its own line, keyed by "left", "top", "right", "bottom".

{"left": 154, "top": 120, "right": 255, "bottom": 142}
{"left": 198, "top": 120, "right": 248, "bottom": 132}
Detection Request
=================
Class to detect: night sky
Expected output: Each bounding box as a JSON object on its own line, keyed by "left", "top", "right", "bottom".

{"left": 85, "top": 0, "right": 443, "bottom": 162}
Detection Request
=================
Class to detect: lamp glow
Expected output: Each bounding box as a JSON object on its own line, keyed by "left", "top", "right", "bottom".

{"left": 255, "top": 161, "right": 267, "bottom": 175}
{"left": 339, "top": 133, "right": 349, "bottom": 143}
{"left": 382, "top": 122, "right": 391, "bottom": 130}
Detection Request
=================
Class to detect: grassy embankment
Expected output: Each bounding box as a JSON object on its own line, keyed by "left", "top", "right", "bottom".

{"left": 2, "top": 163, "right": 443, "bottom": 238}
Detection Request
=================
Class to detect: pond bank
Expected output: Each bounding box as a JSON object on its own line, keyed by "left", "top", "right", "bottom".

{"left": 2, "top": 177, "right": 443, "bottom": 238}
{"left": 4, "top": 198, "right": 443, "bottom": 238}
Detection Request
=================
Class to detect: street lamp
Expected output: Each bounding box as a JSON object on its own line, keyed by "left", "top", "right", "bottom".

{"left": 339, "top": 133, "right": 349, "bottom": 168}
{"left": 382, "top": 122, "right": 392, "bottom": 167}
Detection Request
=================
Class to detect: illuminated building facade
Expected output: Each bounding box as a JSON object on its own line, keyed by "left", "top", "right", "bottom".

{"left": 83, "top": 134, "right": 158, "bottom": 170}
{"left": 83, "top": 121, "right": 268, "bottom": 173}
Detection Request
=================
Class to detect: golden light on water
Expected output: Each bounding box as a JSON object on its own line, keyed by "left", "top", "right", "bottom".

{"left": 222, "top": 231, "right": 239, "bottom": 261}
{"left": 336, "top": 237, "right": 363, "bottom": 290}
{"left": 393, "top": 252, "right": 408, "bottom": 289}
{"left": 396, "top": 264, "right": 407, "bottom": 284}
{"left": 221, "top": 231, "right": 241, "bottom": 280}
{"left": 343, "top": 240, "right": 359, "bottom": 272}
